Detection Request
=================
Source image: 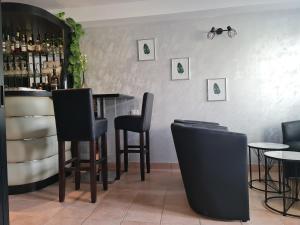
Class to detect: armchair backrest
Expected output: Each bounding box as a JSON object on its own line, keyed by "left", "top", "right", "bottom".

{"left": 282, "top": 120, "right": 300, "bottom": 143}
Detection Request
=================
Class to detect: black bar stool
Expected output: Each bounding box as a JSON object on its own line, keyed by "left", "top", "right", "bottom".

{"left": 115, "top": 92, "right": 154, "bottom": 181}
{"left": 52, "top": 88, "right": 108, "bottom": 203}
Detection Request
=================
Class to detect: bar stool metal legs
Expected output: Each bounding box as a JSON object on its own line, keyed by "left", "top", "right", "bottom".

{"left": 124, "top": 130, "right": 128, "bottom": 172}
{"left": 139, "top": 132, "right": 145, "bottom": 181}
{"left": 115, "top": 129, "right": 121, "bottom": 180}
{"left": 89, "top": 140, "right": 97, "bottom": 203}
{"left": 58, "top": 141, "right": 66, "bottom": 202}
{"left": 101, "top": 133, "right": 108, "bottom": 190}
{"left": 146, "top": 131, "right": 150, "bottom": 173}
{"left": 72, "top": 141, "right": 80, "bottom": 190}
{"left": 115, "top": 130, "right": 150, "bottom": 181}
{"left": 58, "top": 137, "right": 108, "bottom": 203}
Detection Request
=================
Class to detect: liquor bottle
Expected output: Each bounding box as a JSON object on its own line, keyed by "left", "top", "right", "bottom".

{"left": 42, "top": 33, "right": 50, "bottom": 53}
{"left": 50, "top": 67, "right": 59, "bottom": 90}
{"left": 10, "top": 35, "right": 16, "bottom": 53}
{"left": 21, "top": 34, "right": 27, "bottom": 52}
{"left": 2, "top": 34, "right": 6, "bottom": 54}
{"left": 15, "top": 32, "right": 21, "bottom": 53}
{"left": 27, "top": 36, "right": 34, "bottom": 52}
{"left": 5, "top": 35, "right": 11, "bottom": 54}
{"left": 50, "top": 35, "right": 56, "bottom": 54}
{"left": 35, "top": 32, "right": 42, "bottom": 52}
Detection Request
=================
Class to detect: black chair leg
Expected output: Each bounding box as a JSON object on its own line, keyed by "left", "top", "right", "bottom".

{"left": 72, "top": 141, "right": 81, "bottom": 190}
{"left": 58, "top": 141, "right": 66, "bottom": 202}
{"left": 90, "top": 140, "right": 97, "bottom": 203}
{"left": 139, "top": 132, "right": 145, "bottom": 181}
{"left": 146, "top": 131, "right": 150, "bottom": 173}
{"left": 115, "top": 129, "right": 121, "bottom": 180}
{"left": 101, "top": 133, "right": 108, "bottom": 190}
{"left": 124, "top": 130, "right": 128, "bottom": 172}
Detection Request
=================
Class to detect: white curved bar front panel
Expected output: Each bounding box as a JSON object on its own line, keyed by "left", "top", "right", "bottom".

{"left": 5, "top": 96, "right": 54, "bottom": 117}
{"left": 5, "top": 95, "right": 68, "bottom": 187}
{"left": 8, "top": 150, "right": 71, "bottom": 186}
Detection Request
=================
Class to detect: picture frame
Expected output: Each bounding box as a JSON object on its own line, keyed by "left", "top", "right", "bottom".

{"left": 207, "top": 78, "right": 227, "bottom": 101}
{"left": 171, "top": 57, "right": 190, "bottom": 80}
{"left": 137, "top": 38, "right": 156, "bottom": 61}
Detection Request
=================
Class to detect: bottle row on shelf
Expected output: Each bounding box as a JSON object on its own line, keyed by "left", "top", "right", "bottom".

{"left": 4, "top": 69, "right": 60, "bottom": 91}
{"left": 3, "top": 53, "right": 62, "bottom": 76}
{"left": 4, "top": 54, "right": 62, "bottom": 90}
{"left": 2, "top": 31, "right": 64, "bottom": 55}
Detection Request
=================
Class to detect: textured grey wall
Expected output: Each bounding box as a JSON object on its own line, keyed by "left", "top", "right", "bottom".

{"left": 81, "top": 9, "right": 300, "bottom": 163}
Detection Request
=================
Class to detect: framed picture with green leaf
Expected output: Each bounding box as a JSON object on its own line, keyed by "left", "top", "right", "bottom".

{"left": 137, "top": 38, "right": 156, "bottom": 61}
{"left": 207, "top": 78, "right": 227, "bottom": 101}
{"left": 171, "top": 57, "right": 190, "bottom": 80}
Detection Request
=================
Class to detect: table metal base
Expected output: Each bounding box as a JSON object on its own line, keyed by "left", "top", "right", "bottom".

{"left": 265, "top": 196, "right": 300, "bottom": 218}
{"left": 249, "top": 179, "right": 290, "bottom": 193}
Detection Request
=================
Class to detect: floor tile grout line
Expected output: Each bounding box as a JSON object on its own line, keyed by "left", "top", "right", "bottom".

{"left": 159, "top": 189, "right": 168, "bottom": 225}
{"left": 119, "top": 185, "right": 138, "bottom": 225}
{"left": 80, "top": 188, "right": 112, "bottom": 225}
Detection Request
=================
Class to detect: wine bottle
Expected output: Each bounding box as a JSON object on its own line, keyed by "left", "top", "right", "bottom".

{"left": 15, "top": 32, "right": 20, "bottom": 53}
{"left": 42, "top": 33, "right": 50, "bottom": 53}
{"left": 10, "top": 35, "right": 16, "bottom": 53}
{"left": 27, "top": 36, "right": 34, "bottom": 52}
{"left": 35, "top": 32, "right": 42, "bottom": 52}
{"left": 50, "top": 67, "right": 59, "bottom": 90}
{"left": 2, "top": 34, "right": 6, "bottom": 53}
{"left": 5, "top": 35, "right": 11, "bottom": 54}
{"left": 21, "top": 34, "right": 27, "bottom": 52}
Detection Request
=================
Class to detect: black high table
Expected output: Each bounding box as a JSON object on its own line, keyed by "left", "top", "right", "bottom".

{"left": 92, "top": 93, "right": 134, "bottom": 182}
{"left": 93, "top": 93, "right": 134, "bottom": 118}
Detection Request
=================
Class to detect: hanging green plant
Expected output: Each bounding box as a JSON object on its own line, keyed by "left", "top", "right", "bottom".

{"left": 56, "top": 12, "right": 85, "bottom": 88}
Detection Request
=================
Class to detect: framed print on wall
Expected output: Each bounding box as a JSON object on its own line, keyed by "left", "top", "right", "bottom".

{"left": 171, "top": 57, "right": 190, "bottom": 80}
{"left": 207, "top": 78, "right": 227, "bottom": 101}
{"left": 137, "top": 38, "right": 156, "bottom": 61}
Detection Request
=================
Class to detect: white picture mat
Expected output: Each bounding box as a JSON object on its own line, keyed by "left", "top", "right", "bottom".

{"left": 171, "top": 57, "right": 190, "bottom": 80}
{"left": 207, "top": 78, "right": 227, "bottom": 101}
{"left": 137, "top": 39, "right": 155, "bottom": 61}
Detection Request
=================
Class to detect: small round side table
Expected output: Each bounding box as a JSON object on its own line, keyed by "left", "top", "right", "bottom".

{"left": 264, "top": 151, "right": 300, "bottom": 217}
{"left": 248, "top": 142, "right": 289, "bottom": 193}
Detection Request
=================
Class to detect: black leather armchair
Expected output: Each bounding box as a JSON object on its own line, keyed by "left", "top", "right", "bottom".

{"left": 171, "top": 123, "right": 249, "bottom": 221}
{"left": 282, "top": 120, "right": 300, "bottom": 177}
{"left": 174, "top": 119, "right": 219, "bottom": 126}
{"left": 282, "top": 120, "right": 300, "bottom": 152}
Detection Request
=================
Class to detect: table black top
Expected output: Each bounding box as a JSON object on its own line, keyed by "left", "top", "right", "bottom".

{"left": 93, "top": 93, "right": 134, "bottom": 100}
{"left": 5, "top": 90, "right": 134, "bottom": 100}
{"left": 5, "top": 90, "right": 52, "bottom": 97}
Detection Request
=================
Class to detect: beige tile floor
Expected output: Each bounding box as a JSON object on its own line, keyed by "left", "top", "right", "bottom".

{"left": 8, "top": 169, "right": 300, "bottom": 225}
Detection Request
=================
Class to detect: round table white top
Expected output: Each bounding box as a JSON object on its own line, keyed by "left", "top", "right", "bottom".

{"left": 264, "top": 151, "right": 300, "bottom": 161}
{"left": 248, "top": 142, "right": 289, "bottom": 150}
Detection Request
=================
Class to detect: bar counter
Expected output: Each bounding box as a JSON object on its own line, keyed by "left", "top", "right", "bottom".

{"left": 5, "top": 90, "right": 71, "bottom": 194}
{"left": 5, "top": 90, "right": 135, "bottom": 193}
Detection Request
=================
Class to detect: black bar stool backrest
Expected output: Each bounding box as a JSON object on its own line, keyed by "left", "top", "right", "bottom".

{"left": 52, "top": 88, "right": 95, "bottom": 141}
{"left": 141, "top": 92, "right": 154, "bottom": 131}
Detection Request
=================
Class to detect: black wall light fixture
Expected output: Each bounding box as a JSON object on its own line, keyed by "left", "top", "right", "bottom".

{"left": 207, "top": 26, "right": 237, "bottom": 40}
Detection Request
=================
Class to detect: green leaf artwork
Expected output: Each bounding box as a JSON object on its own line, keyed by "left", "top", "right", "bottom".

{"left": 177, "top": 63, "right": 184, "bottom": 74}
{"left": 143, "top": 44, "right": 150, "bottom": 55}
{"left": 213, "top": 83, "right": 221, "bottom": 94}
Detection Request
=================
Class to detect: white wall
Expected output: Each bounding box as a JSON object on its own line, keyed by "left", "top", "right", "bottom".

{"left": 81, "top": 9, "right": 300, "bottom": 163}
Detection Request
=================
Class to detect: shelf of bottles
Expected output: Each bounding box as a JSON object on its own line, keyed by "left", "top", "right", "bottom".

{"left": 2, "top": 31, "right": 64, "bottom": 91}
